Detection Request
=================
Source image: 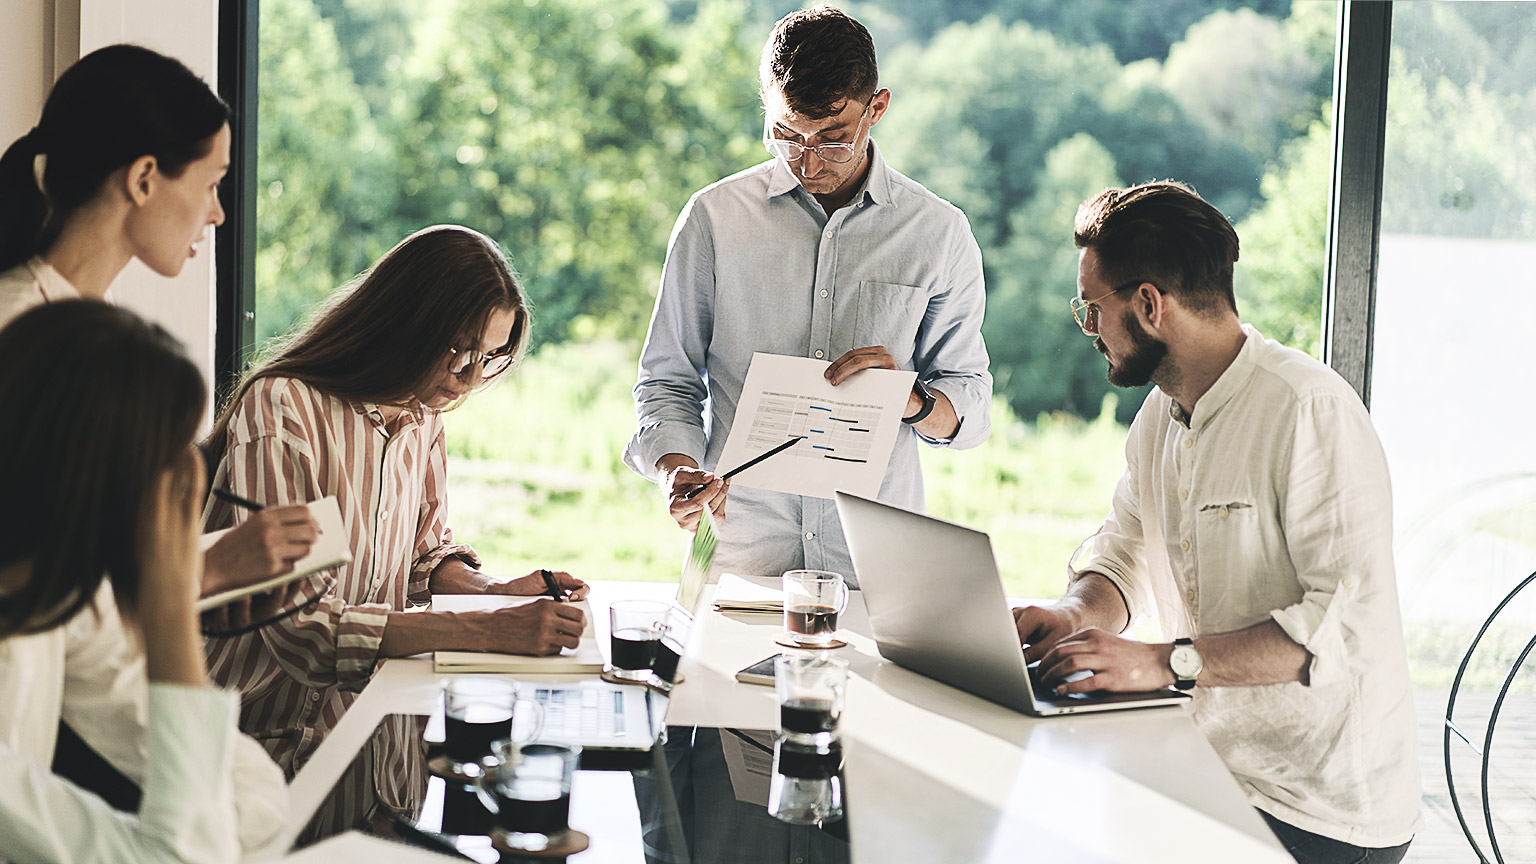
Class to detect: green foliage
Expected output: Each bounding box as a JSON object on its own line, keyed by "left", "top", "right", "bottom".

{"left": 1381, "top": 4, "right": 1536, "bottom": 240}
{"left": 1160, "top": 8, "right": 1318, "bottom": 166}
{"left": 1235, "top": 114, "right": 1332, "bottom": 357}
{"left": 874, "top": 14, "right": 1276, "bottom": 423}
{"left": 256, "top": 0, "right": 387, "bottom": 344}
{"left": 256, "top": 0, "right": 762, "bottom": 354}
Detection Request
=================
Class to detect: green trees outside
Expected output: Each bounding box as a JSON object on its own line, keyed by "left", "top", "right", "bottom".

{"left": 257, "top": 0, "right": 1342, "bottom": 425}
{"left": 252, "top": 0, "right": 1534, "bottom": 595}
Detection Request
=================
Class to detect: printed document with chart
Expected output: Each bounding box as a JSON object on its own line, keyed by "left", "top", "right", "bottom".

{"left": 717, "top": 352, "right": 916, "bottom": 500}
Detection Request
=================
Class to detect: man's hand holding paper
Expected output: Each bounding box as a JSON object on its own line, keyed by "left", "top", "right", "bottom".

{"left": 716, "top": 351, "right": 917, "bottom": 500}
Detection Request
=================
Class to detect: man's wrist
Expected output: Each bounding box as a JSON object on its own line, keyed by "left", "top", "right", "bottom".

{"left": 901, "top": 380, "right": 937, "bottom": 425}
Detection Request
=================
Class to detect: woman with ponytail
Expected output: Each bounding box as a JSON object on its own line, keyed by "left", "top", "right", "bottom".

{"left": 0, "top": 46, "right": 299, "bottom": 861}
{"left": 0, "top": 44, "right": 322, "bottom": 623}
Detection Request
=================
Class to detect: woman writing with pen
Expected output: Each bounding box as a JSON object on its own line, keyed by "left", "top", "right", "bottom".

{"left": 200, "top": 224, "right": 587, "bottom": 827}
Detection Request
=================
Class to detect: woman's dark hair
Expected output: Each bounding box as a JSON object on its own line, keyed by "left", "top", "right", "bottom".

{"left": 204, "top": 225, "right": 531, "bottom": 464}
{"left": 1074, "top": 181, "right": 1242, "bottom": 317}
{"left": 0, "top": 301, "right": 206, "bottom": 637}
{"left": 0, "top": 44, "right": 230, "bottom": 273}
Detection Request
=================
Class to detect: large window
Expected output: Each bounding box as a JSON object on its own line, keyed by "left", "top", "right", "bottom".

{"left": 1371, "top": 3, "right": 1536, "bottom": 858}
{"left": 244, "top": 0, "right": 1335, "bottom": 592}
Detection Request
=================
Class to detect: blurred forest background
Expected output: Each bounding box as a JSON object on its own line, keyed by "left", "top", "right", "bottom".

{"left": 253, "top": 0, "right": 1536, "bottom": 596}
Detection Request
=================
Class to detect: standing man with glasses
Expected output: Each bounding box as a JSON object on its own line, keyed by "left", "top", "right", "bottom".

{"left": 624, "top": 5, "right": 992, "bottom": 584}
{"left": 1015, "top": 182, "right": 1420, "bottom": 864}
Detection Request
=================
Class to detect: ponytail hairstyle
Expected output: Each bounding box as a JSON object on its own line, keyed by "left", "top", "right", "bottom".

{"left": 203, "top": 225, "right": 532, "bottom": 465}
{"left": 0, "top": 301, "right": 206, "bottom": 637}
{"left": 0, "top": 44, "right": 229, "bottom": 273}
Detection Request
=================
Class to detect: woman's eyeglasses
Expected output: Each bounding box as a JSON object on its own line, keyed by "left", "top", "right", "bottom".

{"left": 447, "top": 344, "right": 515, "bottom": 380}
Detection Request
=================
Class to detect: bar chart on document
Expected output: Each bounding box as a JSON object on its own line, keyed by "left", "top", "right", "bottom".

{"left": 717, "top": 353, "right": 916, "bottom": 499}
{"left": 747, "top": 394, "right": 881, "bottom": 464}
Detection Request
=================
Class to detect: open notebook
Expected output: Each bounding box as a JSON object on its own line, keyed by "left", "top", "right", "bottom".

{"left": 196, "top": 496, "right": 351, "bottom": 612}
{"left": 432, "top": 596, "right": 604, "bottom": 674}
{"left": 711, "top": 573, "right": 782, "bottom": 614}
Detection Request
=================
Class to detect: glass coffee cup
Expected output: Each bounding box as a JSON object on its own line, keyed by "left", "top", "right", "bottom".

{"left": 441, "top": 678, "right": 544, "bottom": 776}
{"left": 483, "top": 740, "right": 582, "bottom": 852}
{"left": 607, "top": 599, "right": 670, "bottom": 682}
{"left": 775, "top": 653, "right": 848, "bottom": 748}
{"left": 781, "top": 569, "right": 848, "bottom": 647}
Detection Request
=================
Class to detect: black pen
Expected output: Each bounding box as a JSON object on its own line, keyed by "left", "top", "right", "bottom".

{"left": 540, "top": 568, "right": 565, "bottom": 601}
{"left": 682, "top": 436, "right": 803, "bottom": 501}
{"left": 213, "top": 487, "right": 266, "bottom": 512}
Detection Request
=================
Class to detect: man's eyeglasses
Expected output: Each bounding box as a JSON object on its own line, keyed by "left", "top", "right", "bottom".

{"left": 1069, "top": 281, "right": 1145, "bottom": 334}
{"left": 765, "top": 101, "right": 872, "bottom": 165}
{"left": 448, "top": 344, "right": 515, "bottom": 380}
{"left": 765, "top": 138, "right": 859, "bottom": 164}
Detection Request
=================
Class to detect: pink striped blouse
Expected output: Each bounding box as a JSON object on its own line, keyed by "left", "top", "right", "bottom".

{"left": 202, "top": 376, "right": 475, "bottom": 816}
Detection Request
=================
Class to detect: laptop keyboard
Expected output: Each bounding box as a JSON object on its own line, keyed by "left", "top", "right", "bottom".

{"left": 1027, "top": 662, "right": 1093, "bottom": 700}
{"left": 534, "top": 687, "right": 627, "bottom": 739}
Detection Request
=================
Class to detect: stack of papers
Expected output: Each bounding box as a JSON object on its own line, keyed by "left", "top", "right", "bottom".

{"left": 712, "top": 573, "right": 783, "bottom": 614}
{"left": 432, "top": 596, "right": 604, "bottom": 674}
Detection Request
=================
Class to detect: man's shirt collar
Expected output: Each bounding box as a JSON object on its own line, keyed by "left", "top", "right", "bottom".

{"left": 765, "top": 137, "right": 894, "bottom": 209}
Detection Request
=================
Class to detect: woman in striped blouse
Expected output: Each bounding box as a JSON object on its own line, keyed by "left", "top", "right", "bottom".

{"left": 201, "top": 225, "right": 588, "bottom": 812}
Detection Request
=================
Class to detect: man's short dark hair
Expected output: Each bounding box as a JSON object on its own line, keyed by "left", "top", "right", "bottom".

{"left": 760, "top": 5, "right": 878, "bottom": 119}
{"left": 1074, "top": 181, "right": 1241, "bottom": 317}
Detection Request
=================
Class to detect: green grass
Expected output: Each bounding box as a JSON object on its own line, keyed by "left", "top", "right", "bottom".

{"left": 442, "top": 338, "right": 1129, "bottom": 596}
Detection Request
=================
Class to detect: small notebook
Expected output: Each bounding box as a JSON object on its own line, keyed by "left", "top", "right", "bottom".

{"left": 432, "top": 596, "right": 604, "bottom": 674}
{"left": 711, "top": 573, "right": 783, "bottom": 614}
{"left": 196, "top": 496, "right": 351, "bottom": 612}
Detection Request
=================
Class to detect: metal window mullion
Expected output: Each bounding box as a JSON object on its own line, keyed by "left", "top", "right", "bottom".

{"left": 214, "top": 0, "right": 259, "bottom": 409}
{"left": 1323, "top": 1, "right": 1392, "bottom": 409}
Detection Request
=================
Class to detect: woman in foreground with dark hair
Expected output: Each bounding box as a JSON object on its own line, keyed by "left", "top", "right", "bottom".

{"left": 0, "top": 43, "right": 320, "bottom": 614}
{"left": 0, "top": 302, "right": 263, "bottom": 863}
{"left": 202, "top": 224, "right": 587, "bottom": 824}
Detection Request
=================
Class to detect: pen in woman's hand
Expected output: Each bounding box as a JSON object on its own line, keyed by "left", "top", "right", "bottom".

{"left": 540, "top": 568, "right": 565, "bottom": 601}
{"left": 212, "top": 487, "right": 266, "bottom": 511}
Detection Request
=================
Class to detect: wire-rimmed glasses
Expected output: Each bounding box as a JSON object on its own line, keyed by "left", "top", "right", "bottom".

{"left": 447, "top": 344, "right": 515, "bottom": 380}
{"left": 765, "top": 100, "right": 873, "bottom": 165}
{"left": 1069, "top": 280, "right": 1145, "bottom": 334}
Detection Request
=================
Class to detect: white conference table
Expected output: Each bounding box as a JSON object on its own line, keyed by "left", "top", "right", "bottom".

{"left": 258, "top": 579, "right": 1289, "bottom": 863}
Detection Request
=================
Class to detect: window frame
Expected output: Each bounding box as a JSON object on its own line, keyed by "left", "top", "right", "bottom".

{"left": 213, "top": 0, "right": 259, "bottom": 408}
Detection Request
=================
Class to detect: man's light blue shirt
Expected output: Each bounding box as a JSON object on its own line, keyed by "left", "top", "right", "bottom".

{"left": 624, "top": 140, "right": 992, "bottom": 580}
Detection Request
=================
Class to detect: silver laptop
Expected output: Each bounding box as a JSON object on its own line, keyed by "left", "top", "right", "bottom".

{"left": 835, "top": 491, "right": 1189, "bottom": 716}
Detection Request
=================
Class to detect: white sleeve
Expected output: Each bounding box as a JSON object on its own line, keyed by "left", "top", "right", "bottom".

{"left": 0, "top": 684, "right": 242, "bottom": 864}
{"left": 231, "top": 735, "right": 289, "bottom": 850}
{"left": 58, "top": 585, "right": 289, "bottom": 851}
{"left": 59, "top": 586, "right": 150, "bottom": 784}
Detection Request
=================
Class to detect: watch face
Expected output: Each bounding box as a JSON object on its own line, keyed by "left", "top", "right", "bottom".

{"left": 1171, "top": 645, "right": 1203, "bottom": 679}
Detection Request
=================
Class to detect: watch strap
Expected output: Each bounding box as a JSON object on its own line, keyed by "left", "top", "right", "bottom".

{"left": 902, "top": 380, "right": 937, "bottom": 425}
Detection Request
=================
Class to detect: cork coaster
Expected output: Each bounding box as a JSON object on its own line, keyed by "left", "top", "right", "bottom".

{"left": 599, "top": 668, "right": 654, "bottom": 688}
{"left": 490, "top": 827, "right": 590, "bottom": 859}
{"left": 427, "top": 755, "right": 483, "bottom": 784}
{"left": 774, "top": 634, "right": 848, "bottom": 650}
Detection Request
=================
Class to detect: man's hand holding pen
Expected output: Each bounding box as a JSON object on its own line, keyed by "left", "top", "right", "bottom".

{"left": 657, "top": 454, "right": 729, "bottom": 533}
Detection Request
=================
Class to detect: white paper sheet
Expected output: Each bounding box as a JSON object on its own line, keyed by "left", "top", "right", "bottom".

{"left": 717, "top": 353, "right": 916, "bottom": 500}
